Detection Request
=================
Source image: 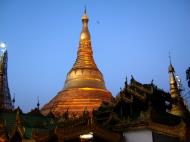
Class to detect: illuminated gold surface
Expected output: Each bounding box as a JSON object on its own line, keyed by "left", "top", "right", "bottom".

{"left": 41, "top": 9, "right": 112, "bottom": 116}
{"left": 63, "top": 8, "right": 107, "bottom": 90}
{"left": 168, "top": 63, "right": 184, "bottom": 117}
{"left": 41, "top": 88, "right": 112, "bottom": 116}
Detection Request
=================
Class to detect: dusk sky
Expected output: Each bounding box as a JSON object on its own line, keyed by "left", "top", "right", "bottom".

{"left": 0, "top": 0, "right": 190, "bottom": 112}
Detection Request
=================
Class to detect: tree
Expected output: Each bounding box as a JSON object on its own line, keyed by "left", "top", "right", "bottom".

{"left": 186, "top": 67, "right": 190, "bottom": 88}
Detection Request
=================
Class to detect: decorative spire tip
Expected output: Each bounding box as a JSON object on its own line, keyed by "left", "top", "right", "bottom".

{"left": 169, "top": 51, "right": 172, "bottom": 64}
{"left": 84, "top": 6, "right": 87, "bottom": 14}
{"left": 168, "top": 51, "right": 175, "bottom": 73}
{"left": 37, "top": 96, "right": 40, "bottom": 109}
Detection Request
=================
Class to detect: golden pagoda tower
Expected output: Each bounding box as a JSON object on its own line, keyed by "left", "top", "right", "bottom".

{"left": 168, "top": 60, "right": 184, "bottom": 117}
{"left": 41, "top": 9, "right": 113, "bottom": 117}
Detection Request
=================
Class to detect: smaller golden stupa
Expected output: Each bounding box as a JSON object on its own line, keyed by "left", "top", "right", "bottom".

{"left": 41, "top": 9, "right": 113, "bottom": 117}
{"left": 168, "top": 62, "right": 184, "bottom": 117}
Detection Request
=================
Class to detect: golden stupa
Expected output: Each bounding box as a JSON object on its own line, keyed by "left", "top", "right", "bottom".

{"left": 41, "top": 9, "right": 113, "bottom": 117}
{"left": 168, "top": 62, "right": 184, "bottom": 117}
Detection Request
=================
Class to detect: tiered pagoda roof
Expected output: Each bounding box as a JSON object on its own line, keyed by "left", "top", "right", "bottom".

{"left": 93, "top": 76, "right": 190, "bottom": 141}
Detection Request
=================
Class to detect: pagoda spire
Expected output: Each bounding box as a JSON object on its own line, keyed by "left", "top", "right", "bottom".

{"left": 0, "top": 43, "right": 13, "bottom": 110}
{"left": 168, "top": 55, "right": 184, "bottom": 117}
{"left": 71, "top": 8, "right": 98, "bottom": 70}
{"left": 63, "top": 8, "right": 107, "bottom": 90}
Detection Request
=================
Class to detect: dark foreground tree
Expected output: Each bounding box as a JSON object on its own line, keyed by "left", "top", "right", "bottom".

{"left": 186, "top": 67, "right": 190, "bottom": 88}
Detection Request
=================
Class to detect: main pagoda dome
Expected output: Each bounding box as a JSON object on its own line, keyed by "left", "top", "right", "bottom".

{"left": 41, "top": 9, "right": 113, "bottom": 117}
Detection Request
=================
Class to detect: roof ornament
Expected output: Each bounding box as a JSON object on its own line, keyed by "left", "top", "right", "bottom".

{"left": 169, "top": 51, "right": 172, "bottom": 64}
{"left": 131, "top": 75, "right": 134, "bottom": 83}
{"left": 12, "top": 93, "right": 16, "bottom": 109}
{"left": 84, "top": 6, "right": 87, "bottom": 15}
{"left": 37, "top": 96, "right": 40, "bottom": 110}
{"left": 151, "top": 79, "right": 154, "bottom": 85}
{"left": 82, "top": 6, "right": 89, "bottom": 21}
{"left": 125, "top": 76, "right": 128, "bottom": 87}
{"left": 168, "top": 51, "right": 175, "bottom": 73}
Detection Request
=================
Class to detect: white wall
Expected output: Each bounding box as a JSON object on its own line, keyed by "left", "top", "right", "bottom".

{"left": 123, "top": 129, "right": 153, "bottom": 142}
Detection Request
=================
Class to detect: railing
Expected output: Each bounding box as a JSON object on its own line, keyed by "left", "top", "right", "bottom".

{"left": 56, "top": 125, "right": 91, "bottom": 140}
{"left": 55, "top": 121, "right": 122, "bottom": 142}
{"left": 32, "top": 116, "right": 122, "bottom": 142}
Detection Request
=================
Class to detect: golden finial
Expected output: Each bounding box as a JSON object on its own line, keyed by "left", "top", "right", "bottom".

{"left": 82, "top": 6, "right": 88, "bottom": 21}
{"left": 169, "top": 51, "right": 171, "bottom": 64}
{"left": 80, "top": 6, "right": 90, "bottom": 41}
{"left": 84, "top": 6, "right": 87, "bottom": 14}
{"left": 168, "top": 51, "right": 175, "bottom": 73}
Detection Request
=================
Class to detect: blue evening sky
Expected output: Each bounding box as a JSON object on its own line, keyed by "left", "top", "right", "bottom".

{"left": 0, "top": 0, "right": 190, "bottom": 112}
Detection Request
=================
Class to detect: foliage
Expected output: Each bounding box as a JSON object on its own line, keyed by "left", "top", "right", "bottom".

{"left": 186, "top": 67, "right": 190, "bottom": 88}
